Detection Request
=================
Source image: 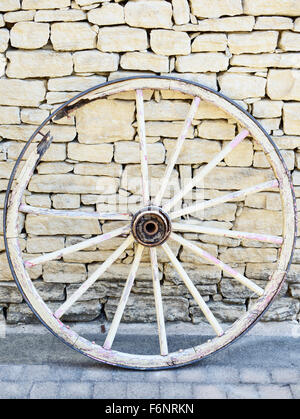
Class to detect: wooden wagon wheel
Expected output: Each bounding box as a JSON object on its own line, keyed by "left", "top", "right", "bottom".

{"left": 3, "top": 76, "right": 297, "bottom": 369}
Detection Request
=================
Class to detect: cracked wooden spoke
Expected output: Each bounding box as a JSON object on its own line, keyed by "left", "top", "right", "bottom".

{"left": 54, "top": 235, "right": 134, "bottom": 319}
{"left": 25, "top": 224, "right": 131, "bottom": 268}
{"left": 162, "top": 242, "right": 224, "bottom": 337}
{"left": 163, "top": 129, "right": 249, "bottom": 212}
{"left": 154, "top": 96, "right": 201, "bottom": 206}
{"left": 150, "top": 247, "right": 168, "bottom": 356}
{"left": 103, "top": 245, "right": 144, "bottom": 350}
{"left": 19, "top": 204, "right": 132, "bottom": 221}
{"left": 172, "top": 222, "right": 283, "bottom": 245}
{"left": 171, "top": 232, "right": 264, "bottom": 297}
{"left": 136, "top": 89, "right": 150, "bottom": 205}
{"left": 170, "top": 179, "right": 279, "bottom": 220}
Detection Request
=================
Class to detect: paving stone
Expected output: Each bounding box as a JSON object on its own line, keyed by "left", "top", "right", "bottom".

{"left": 271, "top": 368, "right": 300, "bottom": 384}
{"left": 93, "top": 382, "right": 127, "bottom": 399}
{"left": 193, "top": 384, "right": 227, "bottom": 399}
{"left": 159, "top": 382, "right": 193, "bottom": 399}
{"left": 29, "top": 381, "right": 60, "bottom": 399}
{"left": 59, "top": 381, "right": 93, "bottom": 399}
{"left": 240, "top": 368, "right": 271, "bottom": 384}
{"left": 225, "top": 384, "right": 259, "bottom": 399}
{"left": 126, "top": 382, "right": 160, "bottom": 399}
{"left": 258, "top": 384, "right": 293, "bottom": 399}
{"left": 0, "top": 382, "right": 32, "bottom": 399}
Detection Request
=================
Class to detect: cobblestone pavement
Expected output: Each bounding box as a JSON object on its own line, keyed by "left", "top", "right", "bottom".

{"left": 0, "top": 321, "right": 299, "bottom": 399}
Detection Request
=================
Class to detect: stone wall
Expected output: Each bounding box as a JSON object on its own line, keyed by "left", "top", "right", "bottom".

{"left": 0, "top": 0, "right": 299, "bottom": 326}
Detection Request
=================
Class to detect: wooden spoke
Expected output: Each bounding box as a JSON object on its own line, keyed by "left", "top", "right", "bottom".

{"left": 25, "top": 224, "right": 131, "bottom": 268}
{"left": 172, "top": 222, "right": 283, "bottom": 245}
{"left": 54, "top": 235, "right": 134, "bottom": 319}
{"left": 171, "top": 232, "right": 264, "bottom": 297}
{"left": 154, "top": 97, "right": 201, "bottom": 206}
{"left": 170, "top": 179, "right": 278, "bottom": 219}
{"left": 103, "top": 245, "right": 144, "bottom": 350}
{"left": 162, "top": 242, "right": 224, "bottom": 336}
{"left": 19, "top": 204, "right": 132, "bottom": 221}
{"left": 163, "top": 129, "right": 249, "bottom": 212}
{"left": 150, "top": 247, "right": 168, "bottom": 355}
{"left": 136, "top": 89, "right": 150, "bottom": 205}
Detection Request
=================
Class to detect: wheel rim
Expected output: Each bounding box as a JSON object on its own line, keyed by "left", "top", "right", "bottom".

{"left": 3, "top": 76, "right": 296, "bottom": 369}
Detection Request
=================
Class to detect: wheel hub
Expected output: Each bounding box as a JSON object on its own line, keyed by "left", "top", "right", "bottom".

{"left": 131, "top": 206, "right": 171, "bottom": 247}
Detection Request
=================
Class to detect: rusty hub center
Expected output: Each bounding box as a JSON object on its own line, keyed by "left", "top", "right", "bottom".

{"left": 131, "top": 206, "right": 171, "bottom": 247}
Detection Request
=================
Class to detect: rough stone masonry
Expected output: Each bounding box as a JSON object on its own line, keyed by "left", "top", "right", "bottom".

{"left": 0, "top": 0, "right": 299, "bottom": 327}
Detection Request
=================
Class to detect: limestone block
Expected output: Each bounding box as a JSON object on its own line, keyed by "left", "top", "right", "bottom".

{"left": 254, "top": 17, "right": 293, "bottom": 30}
{"left": 287, "top": 264, "right": 300, "bottom": 283}
{"left": 293, "top": 170, "right": 300, "bottom": 185}
{"left": 25, "top": 194, "right": 51, "bottom": 208}
{"left": 198, "top": 120, "right": 236, "bottom": 140}
{"left": 0, "top": 253, "right": 14, "bottom": 280}
{"left": 176, "top": 53, "right": 229, "bottom": 73}
{"left": 124, "top": 1, "right": 172, "bottom": 29}
{"left": 244, "top": 0, "right": 300, "bottom": 16}
{"left": 220, "top": 277, "right": 264, "bottom": 299}
{"left": 228, "top": 31, "right": 278, "bottom": 54}
{"left": 121, "top": 164, "right": 179, "bottom": 198}
{"left": 68, "top": 143, "right": 113, "bottom": 163}
{"left": 73, "top": 50, "right": 119, "bottom": 73}
{"left": 26, "top": 236, "right": 65, "bottom": 253}
{"left": 25, "top": 213, "right": 101, "bottom": 236}
{"left": 115, "top": 142, "right": 165, "bottom": 164}
{"left": 144, "top": 100, "right": 190, "bottom": 121}
{"left": 164, "top": 138, "right": 221, "bottom": 165}
{"left": 0, "top": 282, "right": 22, "bottom": 303}
{"left": 283, "top": 103, "right": 300, "bottom": 135}
{"left": 144, "top": 121, "right": 194, "bottom": 138}
{"left": 3, "top": 10, "right": 34, "bottom": 22}
{"left": 120, "top": 52, "right": 169, "bottom": 73}
{"left": 235, "top": 208, "right": 282, "bottom": 236}
{"left": 6, "top": 50, "right": 73, "bottom": 78}
{"left": 28, "top": 174, "right": 119, "bottom": 195}
{"left": 252, "top": 100, "right": 283, "bottom": 118}
{"left": 172, "top": 0, "right": 190, "bottom": 25}
{"left": 10, "top": 22, "right": 49, "bottom": 49}
{"left": 48, "top": 76, "right": 106, "bottom": 92}
{"left": 43, "top": 261, "right": 86, "bottom": 283}
{"left": 279, "top": 31, "right": 300, "bottom": 51}
{"left": 98, "top": 26, "right": 148, "bottom": 52}
{"left": 76, "top": 99, "right": 135, "bottom": 143}
{"left": 0, "top": 79, "right": 45, "bottom": 106}
{"left": 175, "top": 16, "right": 255, "bottom": 32}
{"left": 191, "top": 301, "right": 246, "bottom": 323}
{"left": 267, "top": 70, "right": 300, "bottom": 101}
{"left": 295, "top": 18, "right": 300, "bottom": 32}
{"left": 48, "top": 91, "right": 80, "bottom": 105}
{"left": 195, "top": 101, "right": 229, "bottom": 119}
{"left": 0, "top": 14, "right": 3, "bottom": 27}
{"left": 88, "top": 4, "right": 124, "bottom": 25}
{"left": 194, "top": 166, "right": 273, "bottom": 190}
{"left": 250, "top": 297, "right": 299, "bottom": 321}
{"left": 271, "top": 136, "right": 300, "bottom": 150}
{"left": 33, "top": 281, "right": 65, "bottom": 302}
{"left": 164, "top": 263, "right": 221, "bottom": 285}
{"left": 192, "top": 34, "right": 227, "bottom": 52}
{"left": 52, "top": 194, "right": 80, "bottom": 209}
{"left": 22, "top": 0, "right": 70, "bottom": 9}
{"left": 0, "top": 125, "right": 75, "bottom": 144}
{"left": 180, "top": 242, "right": 218, "bottom": 265}
{"left": 0, "top": 161, "right": 16, "bottom": 178}
{"left": 220, "top": 247, "right": 277, "bottom": 263}
{"left": 0, "top": 0, "right": 20, "bottom": 11}
{"left": 74, "top": 162, "right": 122, "bottom": 177}
{"left": 0, "top": 28, "right": 9, "bottom": 52}
{"left": 0, "top": 52, "right": 5, "bottom": 77}
{"left": 21, "top": 108, "right": 49, "bottom": 125}
{"left": 35, "top": 9, "right": 86, "bottom": 22}
{"left": 190, "top": 0, "right": 242, "bottom": 18}
{"left": 231, "top": 53, "right": 300, "bottom": 68}
{"left": 150, "top": 30, "right": 191, "bottom": 56}
{"left": 106, "top": 295, "right": 190, "bottom": 322}
{"left": 224, "top": 139, "right": 253, "bottom": 167}
{"left": 219, "top": 74, "right": 266, "bottom": 99}
{"left": 37, "top": 162, "right": 73, "bottom": 175}
{"left": 0, "top": 106, "right": 20, "bottom": 124}
{"left": 51, "top": 23, "right": 96, "bottom": 51}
